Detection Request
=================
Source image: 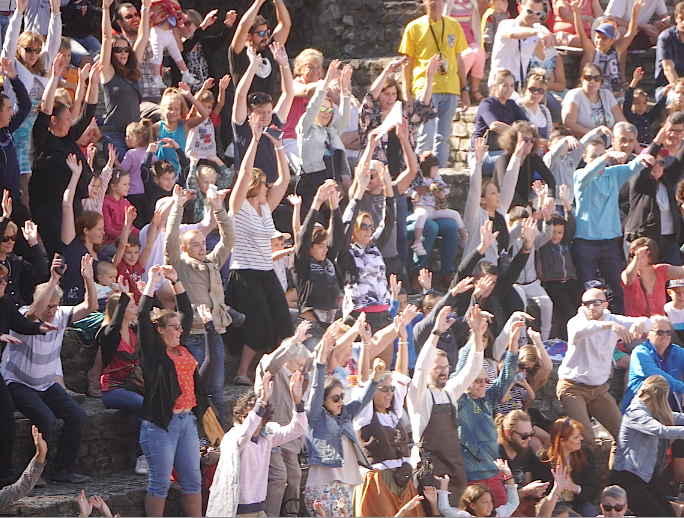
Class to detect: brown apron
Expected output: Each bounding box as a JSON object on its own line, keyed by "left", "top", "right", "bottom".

{"left": 417, "top": 391, "right": 468, "bottom": 508}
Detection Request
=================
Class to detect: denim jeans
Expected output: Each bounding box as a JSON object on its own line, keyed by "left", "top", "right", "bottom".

{"left": 416, "top": 93, "right": 459, "bottom": 167}
{"left": 184, "top": 333, "right": 225, "bottom": 426}
{"left": 657, "top": 234, "right": 683, "bottom": 266}
{"left": 0, "top": 14, "right": 10, "bottom": 52}
{"left": 0, "top": 372, "right": 15, "bottom": 474}
{"left": 656, "top": 85, "right": 676, "bottom": 104}
{"left": 139, "top": 412, "right": 201, "bottom": 498}
{"left": 102, "top": 131, "right": 129, "bottom": 164}
{"left": 572, "top": 238, "right": 625, "bottom": 314}
{"left": 467, "top": 149, "right": 504, "bottom": 177}
{"left": 69, "top": 37, "right": 100, "bottom": 67}
{"left": 8, "top": 382, "right": 87, "bottom": 472}
{"left": 101, "top": 388, "right": 144, "bottom": 455}
{"left": 407, "top": 216, "right": 459, "bottom": 274}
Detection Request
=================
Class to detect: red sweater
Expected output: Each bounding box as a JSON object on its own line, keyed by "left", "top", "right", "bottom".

{"left": 102, "top": 194, "right": 140, "bottom": 244}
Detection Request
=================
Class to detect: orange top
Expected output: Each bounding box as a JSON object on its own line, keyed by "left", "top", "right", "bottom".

{"left": 167, "top": 345, "right": 197, "bottom": 410}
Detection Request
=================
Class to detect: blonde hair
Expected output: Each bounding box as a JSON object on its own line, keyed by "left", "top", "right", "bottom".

{"left": 293, "top": 48, "right": 324, "bottom": 77}
{"left": 496, "top": 409, "right": 531, "bottom": 444}
{"left": 55, "top": 88, "right": 73, "bottom": 106}
{"left": 639, "top": 375, "right": 674, "bottom": 426}
{"left": 3, "top": 221, "right": 17, "bottom": 235}
{"left": 197, "top": 165, "right": 217, "bottom": 183}
{"left": 352, "top": 211, "right": 374, "bottom": 239}
{"left": 519, "top": 344, "right": 548, "bottom": 387}
{"left": 17, "top": 31, "right": 47, "bottom": 76}
{"left": 126, "top": 119, "right": 153, "bottom": 149}
{"left": 160, "top": 88, "right": 189, "bottom": 124}
{"left": 246, "top": 168, "right": 266, "bottom": 198}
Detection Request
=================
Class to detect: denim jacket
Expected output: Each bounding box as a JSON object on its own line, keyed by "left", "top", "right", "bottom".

{"left": 614, "top": 397, "right": 684, "bottom": 482}
{"left": 306, "top": 362, "right": 379, "bottom": 468}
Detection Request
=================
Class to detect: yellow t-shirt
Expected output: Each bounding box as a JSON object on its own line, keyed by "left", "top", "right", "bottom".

{"left": 398, "top": 14, "right": 468, "bottom": 96}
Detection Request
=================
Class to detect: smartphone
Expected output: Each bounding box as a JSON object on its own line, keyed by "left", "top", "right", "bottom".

{"left": 55, "top": 254, "right": 66, "bottom": 276}
{"left": 207, "top": 184, "right": 218, "bottom": 200}
{"left": 264, "top": 127, "right": 284, "bottom": 140}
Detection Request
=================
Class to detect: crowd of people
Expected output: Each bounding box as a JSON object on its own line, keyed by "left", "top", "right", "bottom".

{"left": 2, "top": 0, "right": 684, "bottom": 515}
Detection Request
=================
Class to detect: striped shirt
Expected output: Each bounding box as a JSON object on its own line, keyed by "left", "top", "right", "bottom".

{"left": 1, "top": 306, "right": 73, "bottom": 391}
{"left": 230, "top": 200, "right": 274, "bottom": 271}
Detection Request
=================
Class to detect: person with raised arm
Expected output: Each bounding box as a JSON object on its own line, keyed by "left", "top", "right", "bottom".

{"left": 0, "top": 426, "right": 47, "bottom": 510}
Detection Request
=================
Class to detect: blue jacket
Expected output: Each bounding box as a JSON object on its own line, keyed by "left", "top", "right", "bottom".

{"left": 623, "top": 341, "right": 684, "bottom": 412}
{"left": 614, "top": 397, "right": 684, "bottom": 482}
{"left": 305, "top": 362, "right": 379, "bottom": 468}
{"left": 389, "top": 297, "right": 422, "bottom": 370}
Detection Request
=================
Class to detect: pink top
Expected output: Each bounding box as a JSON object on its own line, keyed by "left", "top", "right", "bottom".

{"left": 622, "top": 263, "right": 670, "bottom": 317}
{"left": 282, "top": 76, "right": 309, "bottom": 140}
{"left": 551, "top": 0, "right": 594, "bottom": 35}
{"left": 102, "top": 194, "right": 140, "bottom": 244}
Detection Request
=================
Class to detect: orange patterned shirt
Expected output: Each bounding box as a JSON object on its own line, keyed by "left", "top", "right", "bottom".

{"left": 167, "top": 346, "right": 197, "bottom": 410}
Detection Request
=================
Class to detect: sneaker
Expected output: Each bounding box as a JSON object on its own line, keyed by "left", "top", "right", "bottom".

{"left": 227, "top": 307, "right": 246, "bottom": 328}
{"left": 34, "top": 477, "right": 47, "bottom": 489}
{"left": 66, "top": 388, "right": 86, "bottom": 405}
{"left": 151, "top": 76, "right": 166, "bottom": 89}
{"left": 52, "top": 470, "right": 90, "bottom": 484}
{"left": 135, "top": 455, "right": 148, "bottom": 476}
{"left": 411, "top": 241, "right": 427, "bottom": 256}
{"left": 181, "top": 70, "right": 199, "bottom": 86}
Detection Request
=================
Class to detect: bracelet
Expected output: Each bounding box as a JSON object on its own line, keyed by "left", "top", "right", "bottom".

{"left": 256, "top": 398, "right": 267, "bottom": 406}
{"left": 431, "top": 329, "right": 443, "bottom": 337}
{"left": 141, "top": 7, "right": 149, "bottom": 11}
{"left": 170, "top": 280, "right": 177, "bottom": 286}
{"left": 275, "top": 146, "right": 284, "bottom": 150}
{"left": 398, "top": 341, "right": 408, "bottom": 344}
{"left": 503, "top": 475, "right": 514, "bottom": 481}
{"left": 279, "top": 64, "right": 290, "bottom": 69}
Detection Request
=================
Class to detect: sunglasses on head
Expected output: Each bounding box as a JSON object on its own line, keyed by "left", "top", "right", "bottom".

{"left": 112, "top": 46, "right": 132, "bottom": 54}
{"left": 582, "top": 299, "right": 606, "bottom": 307}
{"left": 512, "top": 428, "right": 536, "bottom": 440}
{"left": 327, "top": 393, "right": 344, "bottom": 403}
{"left": 2, "top": 235, "right": 17, "bottom": 243}
{"left": 583, "top": 74, "right": 603, "bottom": 83}
{"left": 23, "top": 46, "right": 42, "bottom": 54}
{"left": 360, "top": 223, "right": 375, "bottom": 232}
{"left": 601, "top": 504, "right": 625, "bottom": 512}
{"left": 378, "top": 385, "right": 396, "bottom": 393}
{"left": 528, "top": 86, "right": 546, "bottom": 95}
{"left": 251, "top": 29, "right": 271, "bottom": 38}
{"left": 123, "top": 12, "right": 140, "bottom": 19}
{"left": 651, "top": 329, "right": 673, "bottom": 336}
{"left": 525, "top": 7, "right": 543, "bottom": 16}
{"left": 319, "top": 106, "right": 335, "bottom": 114}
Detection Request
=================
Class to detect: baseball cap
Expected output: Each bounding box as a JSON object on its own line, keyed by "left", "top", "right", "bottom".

{"left": 595, "top": 22, "right": 616, "bottom": 39}
{"left": 669, "top": 279, "right": 684, "bottom": 289}
{"left": 271, "top": 230, "right": 292, "bottom": 240}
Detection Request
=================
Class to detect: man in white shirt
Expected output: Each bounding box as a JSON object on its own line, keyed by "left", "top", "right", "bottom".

{"left": 605, "top": 0, "right": 669, "bottom": 48}
{"left": 488, "top": 0, "right": 555, "bottom": 87}
{"left": 407, "top": 304, "right": 485, "bottom": 506}
{"left": 558, "top": 286, "right": 650, "bottom": 446}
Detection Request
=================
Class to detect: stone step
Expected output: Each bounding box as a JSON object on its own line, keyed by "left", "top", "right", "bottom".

{"left": 1, "top": 474, "right": 182, "bottom": 517}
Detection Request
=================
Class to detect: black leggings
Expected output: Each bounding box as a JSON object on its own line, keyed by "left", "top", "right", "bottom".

{"left": 0, "top": 371, "right": 16, "bottom": 474}
{"left": 611, "top": 470, "right": 675, "bottom": 517}
{"left": 544, "top": 279, "right": 581, "bottom": 341}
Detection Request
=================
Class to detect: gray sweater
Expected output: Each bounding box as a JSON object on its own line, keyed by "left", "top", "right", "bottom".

{"left": 508, "top": 219, "right": 552, "bottom": 285}
{"left": 0, "top": 457, "right": 45, "bottom": 511}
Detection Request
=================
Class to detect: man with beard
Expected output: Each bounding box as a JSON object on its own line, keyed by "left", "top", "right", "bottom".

{"left": 497, "top": 410, "right": 549, "bottom": 516}
{"left": 407, "top": 304, "right": 486, "bottom": 508}
{"left": 229, "top": 0, "right": 291, "bottom": 99}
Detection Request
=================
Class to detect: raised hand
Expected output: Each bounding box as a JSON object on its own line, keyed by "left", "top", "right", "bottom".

{"left": 81, "top": 253, "right": 94, "bottom": 281}
{"left": 467, "top": 303, "right": 488, "bottom": 335}
{"left": 542, "top": 196, "right": 554, "bottom": 220}
{"left": 32, "top": 425, "right": 47, "bottom": 462}
{"left": 293, "top": 319, "right": 312, "bottom": 344}
{"left": 224, "top": 10, "right": 238, "bottom": 27}
{"left": 401, "top": 304, "right": 420, "bottom": 328}
{"left": 50, "top": 253, "right": 66, "bottom": 279}
{"left": 117, "top": 275, "right": 130, "bottom": 294}
{"left": 261, "top": 370, "right": 273, "bottom": 402}
{"left": 248, "top": 112, "right": 264, "bottom": 141}
{"left": 418, "top": 268, "right": 432, "bottom": 291}
{"left": 423, "top": 486, "right": 438, "bottom": 505}
{"left": 208, "top": 189, "right": 230, "bottom": 211}
{"left": 77, "top": 490, "right": 93, "bottom": 517}
{"left": 521, "top": 217, "right": 537, "bottom": 249}
{"left": 631, "top": 66, "right": 644, "bottom": 87}
{"left": 88, "top": 496, "right": 112, "bottom": 518}
{"left": 637, "top": 153, "right": 655, "bottom": 168}
{"left": 472, "top": 275, "right": 494, "bottom": 299}
{"left": 66, "top": 154, "right": 83, "bottom": 176}
{"left": 202, "top": 8, "right": 219, "bottom": 27}
{"left": 160, "top": 264, "right": 178, "bottom": 282}
{"left": 290, "top": 369, "right": 304, "bottom": 403}
{"left": 551, "top": 463, "right": 570, "bottom": 491}
{"left": 435, "top": 306, "right": 456, "bottom": 333}
{"left": 22, "top": 220, "right": 39, "bottom": 247}
{"left": 196, "top": 304, "right": 213, "bottom": 324}
{"left": 323, "top": 59, "right": 341, "bottom": 90}
{"left": 340, "top": 64, "right": 353, "bottom": 93}
{"left": 313, "top": 500, "right": 326, "bottom": 517}
{"left": 450, "top": 275, "right": 474, "bottom": 296}
{"left": 200, "top": 77, "right": 215, "bottom": 92}
{"left": 513, "top": 131, "right": 526, "bottom": 158}
{"left": 477, "top": 219, "right": 500, "bottom": 254}
{"left": 389, "top": 273, "right": 402, "bottom": 300}
{"left": 426, "top": 53, "right": 441, "bottom": 79}
{"left": 269, "top": 41, "right": 289, "bottom": 66}
{"left": 178, "top": 82, "right": 192, "bottom": 98}
{"left": 172, "top": 184, "right": 196, "bottom": 206}
{"left": 473, "top": 137, "right": 488, "bottom": 163}
{"left": 219, "top": 74, "right": 231, "bottom": 91}
{"left": 246, "top": 45, "right": 260, "bottom": 67}
{"left": 0, "top": 190, "right": 10, "bottom": 220}
{"left": 372, "top": 357, "right": 386, "bottom": 381}
{"left": 494, "top": 458, "right": 513, "bottom": 477}
{"left": 0, "top": 57, "right": 17, "bottom": 80}
{"left": 124, "top": 205, "right": 137, "bottom": 228}
{"left": 358, "top": 312, "right": 372, "bottom": 344}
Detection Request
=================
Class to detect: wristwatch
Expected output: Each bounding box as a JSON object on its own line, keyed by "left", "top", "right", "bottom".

{"left": 431, "top": 329, "right": 443, "bottom": 337}
{"left": 462, "top": 86, "right": 471, "bottom": 93}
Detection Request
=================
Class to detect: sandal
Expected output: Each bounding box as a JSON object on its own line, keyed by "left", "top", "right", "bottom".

{"left": 233, "top": 376, "right": 253, "bottom": 386}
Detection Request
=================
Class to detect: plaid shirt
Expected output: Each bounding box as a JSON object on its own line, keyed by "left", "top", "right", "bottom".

{"left": 454, "top": 344, "right": 518, "bottom": 481}
{"left": 137, "top": 41, "right": 159, "bottom": 102}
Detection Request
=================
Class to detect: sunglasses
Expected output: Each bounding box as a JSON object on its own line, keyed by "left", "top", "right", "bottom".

{"left": 360, "top": 223, "right": 375, "bottom": 232}
{"left": 327, "top": 393, "right": 345, "bottom": 403}
{"left": 583, "top": 74, "right": 603, "bottom": 83}
{"left": 378, "top": 385, "right": 396, "bottom": 393}
{"left": 601, "top": 504, "right": 625, "bottom": 512}
{"left": 165, "top": 323, "right": 182, "bottom": 330}
{"left": 582, "top": 299, "right": 607, "bottom": 307}
{"left": 656, "top": 159, "right": 666, "bottom": 166}
{"left": 2, "top": 235, "right": 17, "bottom": 243}
{"left": 251, "top": 29, "right": 271, "bottom": 38}
{"left": 512, "top": 429, "right": 536, "bottom": 440}
{"left": 522, "top": 136, "right": 535, "bottom": 143}
{"left": 112, "top": 46, "right": 132, "bottom": 54}
{"left": 122, "top": 13, "right": 140, "bottom": 19}
{"left": 319, "top": 106, "right": 335, "bottom": 114}
{"left": 651, "top": 329, "right": 673, "bottom": 336}
{"left": 473, "top": 377, "right": 491, "bottom": 385}
{"left": 23, "top": 46, "right": 42, "bottom": 54}
{"left": 0, "top": 276, "right": 8, "bottom": 285}
{"left": 431, "top": 365, "right": 450, "bottom": 374}
{"left": 525, "top": 7, "right": 544, "bottom": 16}
{"left": 528, "top": 86, "right": 546, "bottom": 95}
{"left": 518, "top": 363, "right": 534, "bottom": 372}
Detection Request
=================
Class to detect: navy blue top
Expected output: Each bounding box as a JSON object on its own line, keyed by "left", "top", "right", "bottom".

{"left": 472, "top": 96, "right": 528, "bottom": 151}
{"left": 0, "top": 77, "right": 31, "bottom": 197}
{"left": 655, "top": 27, "right": 684, "bottom": 90}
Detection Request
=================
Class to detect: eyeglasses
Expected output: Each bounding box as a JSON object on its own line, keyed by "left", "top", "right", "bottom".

{"left": 360, "top": 223, "right": 375, "bottom": 232}
{"left": 656, "top": 159, "right": 666, "bottom": 166}
{"left": 22, "top": 46, "right": 42, "bottom": 54}
{"left": 525, "top": 7, "right": 544, "bottom": 16}
{"left": 112, "top": 46, "right": 132, "bottom": 54}
{"left": 250, "top": 29, "right": 271, "bottom": 38}
{"left": 671, "top": 128, "right": 684, "bottom": 134}
{"left": 582, "top": 299, "right": 607, "bottom": 307}
{"left": 378, "top": 385, "right": 396, "bottom": 393}
{"left": 601, "top": 504, "right": 625, "bottom": 512}
{"left": 2, "top": 235, "right": 17, "bottom": 243}
{"left": 512, "top": 428, "right": 536, "bottom": 440}
{"left": 583, "top": 74, "right": 603, "bottom": 83}
{"left": 522, "top": 136, "right": 535, "bottom": 143}
{"left": 473, "top": 377, "right": 491, "bottom": 384}
{"left": 122, "top": 13, "right": 140, "bottom": 19}
{"left": 165, "top": 323, "right": 182, "bottom": 330}
{"left": 431, "top": 365, "right": 450, "bottom": 374}
{"left": 319, "top": 106, "right": 335, "bottom": 114}
{"left": 651, "top": 329, "right": 673, "bottom": 336}
{"left": 0, "top": 276, "right": 8, "bottom": 285}
{"left": 527, "top": 86, "right": 546, "bottom": 95}
{"left": 518, "top": 363, "right": 534, "bottom": 372}
{"left": 327, "top": 393, "right": 344, "bottom": 403}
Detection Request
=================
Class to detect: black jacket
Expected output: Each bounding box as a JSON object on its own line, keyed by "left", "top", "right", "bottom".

{"left": 534, "top": 446, "right": 598, "bottom": 507}
{"left": 169, "top": 25, "right": 234, "bottom": 88}
{"left": 0, "top": 77, "right": 30, "bottom": 198}
{"left": 97, "top": 291, "right": 138, "bottom": 370}
{"left": 0, "top": 296, "right": 44, "bottom": 354}
{"left": 623, "top": 141, "right": 684, "bottom": 244}
{"left": 493, "top": 153, "right": 556, "bottom": 210}
{"left": 138, "top": 291, "right": 210, "bottom": 431}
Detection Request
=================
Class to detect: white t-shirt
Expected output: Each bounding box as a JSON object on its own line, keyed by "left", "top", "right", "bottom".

{"left": 1, "top": 306, "right": 74, "bottom": 391}
{"left": 230, "top": 200, "right": 275, "bottom": 271}
{"left": 185, "top": 116, "right": 217, "bottom": 159}
{"left": 489, "top": 19, "right": 541, "bottom": 85}
{"left": 605, "top": 0, "right": 667, "bottom": 26}
{"left": 562, "top": 87, "right": 618, "bottom": 129}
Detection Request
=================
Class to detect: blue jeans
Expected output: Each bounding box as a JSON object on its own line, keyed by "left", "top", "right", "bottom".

{"left": 102, "top": 131, "right": 129, "bottom": 164}
{"left": 572, "top": 238, "right": 624, "bottom": 314}
{"left": 407, "top": 216, "right": 459, "bottom": 274}
{"left": 101, "top": 388, "right": 144, "bottom": 455}
{"left": 546, "top": 92, "right": 562, "bottom": 124}
{"left": 69, "top": 37, "right": 100, "bottom": 66}
{"left": 467, "top": 149, "right": 504, "bottom": 177}
{"left": 8, "top": 382, "right": 87, "bottom": 473}
{"left": 656, "top": 85, "right": 676, "bottom": 104}
{"left": 0, "top": 15, "right": 10, "bottom": 51}
{"left": 139, "top": 412, "right": 201, "bottom": 498}
{"left": 184, "top": 333, "right": 225, "bottom": 426}
{"left": 416, "top": 93, "right": 459, "bottom": 167}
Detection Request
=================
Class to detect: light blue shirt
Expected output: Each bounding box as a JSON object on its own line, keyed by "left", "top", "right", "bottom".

{"left": 574, "top": 157, "right": 644, "bottom": 240}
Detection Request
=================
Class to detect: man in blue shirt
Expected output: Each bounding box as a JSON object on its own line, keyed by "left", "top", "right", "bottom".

{"left": 573, "top": 139, "right": 654, "bottom": 314}
{"left": 655, "top": 1, "right": 684, "bottom": 101}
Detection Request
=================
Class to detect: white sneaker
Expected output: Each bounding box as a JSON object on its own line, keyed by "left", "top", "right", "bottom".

{"left": 135, "top": 455, "right": 148, "bottom": 475}
{"left": 181, "top": 70, "right": 199, "bottom": 86}
{"left": 411, "top": 241, "right": 427, "bottom": 256}
{"left": 151, "top": 76, "right": 166, "bottom": 89}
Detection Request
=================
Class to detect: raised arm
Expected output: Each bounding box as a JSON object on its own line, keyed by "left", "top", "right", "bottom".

{"left": 0, "top": 0, "right": 26, "bottom": 59}
{"left": 569, "top": 0, "right": 593, "bottom": 53}
{"left": 132, "top": 0, "right": 151, "bottom": 64}
{"left": 41, "top": 52, "right": 65, "bottom": 116}
{"left": 272, "top": 42, "right": 295, "bottom": 122}
{"left": 182, "top": 81, "right": 212, "bottom": 131}
{"left": 621, "top": 244, "right": 648, "bottom": 286}
{"left": 61, "top": 154, "right": 82, "bottom": 246}
{"left": 231, "top": 0, "right": 267, "bottom": 54}
{"left": 232, "top": 46, "right": 260, "bottom": 125}
{"left": 370, "top": 59, "right": 404, "bottom": 100}
{"left": 465, "top": 138, "right": 486, "bottom": 225}
{"left": 498, "top": 136, "right": 525, "bottom": 214}
{"left": 229, "top": 113, "right": 262, "bottom": 214}
{"left": 297, "top": 60, "right": 340, "bottom": 136}
{"left": 100, "top": 0, "right": 115, "bottom": 83}
{"left": 615, "top": 0, "right": 645, "bottom": 55}
{"left": 265, "top": 129, "right": 290, "bottom": 212}
{"left": 271, "top": 0, "right": 291, "bottom": 45}
{"left": 394, "top": 118, "right": 420, "bottom": 195}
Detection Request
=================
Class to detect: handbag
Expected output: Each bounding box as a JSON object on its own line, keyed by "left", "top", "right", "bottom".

{"left": 102, "top": 363, "right": 145, "bottom": 396}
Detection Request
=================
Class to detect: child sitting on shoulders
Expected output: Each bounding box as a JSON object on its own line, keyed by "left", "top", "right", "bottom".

{"left": 102, "top": 169, "right": 139, "bottom": 254}
{"left": 82, "top": 144, "right": 115, "bottom": 215}
{"left": 481, "top": 0, "right": 510, "bottom": 56}
{"left": 186, "top": 152, "right": 235, "bottom": 223}
{"left": 185, "top": 75, "right": 231, "bottom": 159}
{"left": 624, "top": 67, "right": 669, "bottom": 144}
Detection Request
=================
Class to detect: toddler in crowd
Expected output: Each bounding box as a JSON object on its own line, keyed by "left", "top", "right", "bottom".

{"left": 666, "top": 279, "right": 684, "bottom": 345}
{"left": 95, "top": 261, "right": 118, "bottom": 311}
{"left": 271, "top": 230, "right": 297, "bottom": 308}
{"left": 121, "top": 120, "right": 155, "bottom": 217}
{"left": 410, "top": 153, "right": 467, "bottom": 256}
{"left": 149, "top": 0, "right": 199, "bottom": 89}
{"left": 481, "top": 0, "right": 510, "bottom": 55}
{"left": 667, "top": 78, "right": 684, "bottom": 116}
{"left": 83, "top": 144, "right": 115, "bottom": 214}
{"left": 185, "top": 75, "right": 231, "bottom": 159}
{"left": 186, "top": 152, "right": 234, "bottom": 223}
{"left": 623, "top": 67, "right": 669, "bottom": 144}
{"left": 102, "top": 169, "right": 139, "bottom": 252}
